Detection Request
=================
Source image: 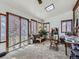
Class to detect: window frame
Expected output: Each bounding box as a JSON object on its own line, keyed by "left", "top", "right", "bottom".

{"left": 6, "top": 12, "right": 29, "bottom": 52}
{"left": 0, "top": 14, "right": 6, "bottom": 43}
{"left": 43, "top": 22, "right": 50, "bottom": 33}
{"left": 30, "top": 19, "right": 37, "bottom": 34}
{"left": 61, "top": 19, "right": 72, "bottom": 33}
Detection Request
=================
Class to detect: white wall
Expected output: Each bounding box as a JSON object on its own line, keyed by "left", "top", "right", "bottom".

{"left": 45, "top": 11, "right": 73, "bottom": 36}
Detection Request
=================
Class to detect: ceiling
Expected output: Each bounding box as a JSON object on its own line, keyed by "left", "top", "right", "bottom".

{"left": 0, "top": 0, "right": 77, "bottom": 20}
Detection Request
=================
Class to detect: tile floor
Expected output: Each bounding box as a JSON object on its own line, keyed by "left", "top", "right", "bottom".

{"left": 0, "top": 43, "right": 6, "bottom": 53}
{"left": 0, "top": 40, "right": 69, "bottom": 59}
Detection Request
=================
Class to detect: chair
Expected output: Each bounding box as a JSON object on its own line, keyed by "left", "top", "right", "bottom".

{"left": 60, "top": 36, "right": 65, "bottom": 44}
{"left": 70, "top": 44, "right": 79, "bottom": 59}
{"left": 49, "top": 28, "right": 59, "bottom": 51}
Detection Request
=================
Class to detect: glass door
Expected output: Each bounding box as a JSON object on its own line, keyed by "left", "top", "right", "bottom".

{"left": 43, "top": 23, "right": 50, "bottom": 33}
{"left": 31, "top": 20, "right": 37, "bottom": 35}
{"left": 7, "top": 12, "right": 29, "bottom": 52}
{"left": 21, "top": 18, "right": 28, "bottom": 47}
{"left": 43, "top": 23, "right": 50, "bottom": 38}
{"left": 0, "top": 15, "right": 6, "bottom": 53}
{"left": 8, "top": 14, "right": 20, "bottom": 51}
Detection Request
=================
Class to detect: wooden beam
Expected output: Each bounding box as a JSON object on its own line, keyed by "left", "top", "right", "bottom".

{"left": 73, "top": 0, "right": 79, "bottom": 11}
{"left": 6, "top": 12, "right": 9, "bottom": 52}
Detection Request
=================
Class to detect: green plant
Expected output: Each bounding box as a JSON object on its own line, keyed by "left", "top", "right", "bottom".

{"left": 39, "top": 29, "right": 48, "bottom": 37}
{"left": 65, "top": 32, "right": 73, "bottom": 36}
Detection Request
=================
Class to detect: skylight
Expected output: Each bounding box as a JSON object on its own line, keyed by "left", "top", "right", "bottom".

{"left": 45, "top": 4, "right": 54, "bottom": 12}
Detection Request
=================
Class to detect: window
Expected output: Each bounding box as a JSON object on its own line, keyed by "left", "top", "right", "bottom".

{"left": 37, "top": 22, "right": 43, "bottom": 32}
{"left": 0, "top": 14, "right": 6, "bottom": 53}
{"left": 31, "top": 19, "right": 37, "bottom": 34}
{"left": 61, "top": 20, "right": 72, "bottom": 33}
{"left": 0, "top": 15, "right": 6, "bottom": 42}
{"left": 7, "top": 12, "right": 29, "bottom": 51}
{"left": 43, "top": 22, "right": 50, "bottom": 33}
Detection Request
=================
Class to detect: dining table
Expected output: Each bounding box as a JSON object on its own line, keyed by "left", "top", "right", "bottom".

{"left": 64, "top": 36, "right": 79, "bottom": 55}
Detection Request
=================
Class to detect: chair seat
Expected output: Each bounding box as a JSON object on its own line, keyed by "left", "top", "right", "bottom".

{"left": 71, "top": 49, "right": 79, "bottom": 56}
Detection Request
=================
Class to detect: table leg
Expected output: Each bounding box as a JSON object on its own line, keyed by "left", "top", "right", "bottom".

{"left": 65, "top": 43, "right": 67, "bottom": 55}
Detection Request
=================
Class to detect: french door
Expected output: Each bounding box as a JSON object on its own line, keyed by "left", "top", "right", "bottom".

{"left": 31, "top": 19, "right": 37, "bottom": 35}
{"left": 0, "top": 14, "right": 6, "bottom": 53}
{"left": 6, "top": 12, "right": 29, "bottom": 52}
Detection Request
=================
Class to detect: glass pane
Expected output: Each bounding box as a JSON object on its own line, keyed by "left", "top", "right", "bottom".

{"left": 31, "top": 21, "right": 37, "bottom": 34}
{"left": 31, "top": 21, "right": 34, "bottom": 34}
{"left": 37, "top": 23, "right": 42, "bottom": 32}
{"left": 0, "top": 15, "right": 6, "bottom": 53}
{"left": 33, "top": 21, "right": 37, "bottom": 34}
{"left": 44, "top": 24, "right": 47, "bottom": 31}
{"left": 8, "top": 14, "right": 20, "bottom": 47}
{"left": 21, "top": 18, "right": 28, "bottom": 42}
{"left": 1, "top": 15, "right": 6, "bottom": 42}
{"left": 62, "top": 22, "right": 66, "bottom": 32}
{"left": 47, "top": 24, "right": 50, "bottom": 32}
{"left": 67, "top": 21, "right": 72, "bottom": 32}
{"left": 44, "top": 23, "right": 50, "bottom": 33}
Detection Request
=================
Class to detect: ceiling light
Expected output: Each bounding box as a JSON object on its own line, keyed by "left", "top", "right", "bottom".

{"left": 45, "top": 4, "right": 55, "bottom": 12}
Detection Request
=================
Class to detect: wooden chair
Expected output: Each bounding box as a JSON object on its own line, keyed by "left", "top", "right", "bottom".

{"left": 50, "top": 28, "right": 59, "bottom": 50}
{"left": 49, "top": 36, "right": 59, "bottom": 50}
{"left": 70, "top": 44, "right": 79, "bottom": 59}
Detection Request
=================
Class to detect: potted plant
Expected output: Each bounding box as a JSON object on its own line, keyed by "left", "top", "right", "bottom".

{"left": 39, "top": 29, "right": 48, "bottom": 38}
{"left": 65, "top": 32, "right": 73, "bottom": 36}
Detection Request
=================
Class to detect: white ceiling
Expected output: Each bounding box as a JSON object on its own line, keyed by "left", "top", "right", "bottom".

{"left": 0, "top": 0, "right": 77, "bottom": 20}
